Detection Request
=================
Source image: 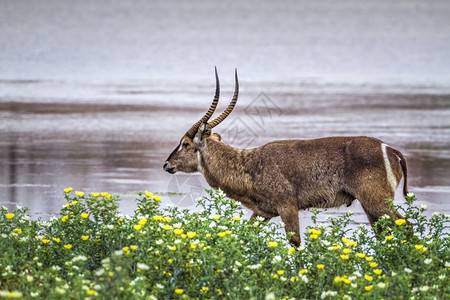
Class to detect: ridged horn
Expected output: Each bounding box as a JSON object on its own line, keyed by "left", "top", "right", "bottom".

{"left": 185, "top": 67, "right": 220, "bottom": 138}
{"left": 208, "top": 68, "right": 239, "bottom": 128}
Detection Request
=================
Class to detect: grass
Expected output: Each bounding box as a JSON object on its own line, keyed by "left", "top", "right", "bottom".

{"left": 0, "top": 189, "right": 449, "bottom": 299}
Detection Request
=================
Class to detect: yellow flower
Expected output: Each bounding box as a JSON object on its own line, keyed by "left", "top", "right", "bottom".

{"left": 174, "top": 228, "right": 183, "bottom": 235}
{"left": 216, "top": 288, "right": 223, "bottom": 295}
{"left": 81, "top": 235, "right": 89, "bottom": 241}
{"left": 42, "top": 238, "right": 50, "bottom": 244}
{"left": 342, "top": 248, "right": 352, "bottom": 254}
{"left": 310, "top": 234, "right": 318, "bottom": 239}
{"left": 277, "top": 270, "right": 285, "bottom": 275}
{"left": 187, "top": 231, "right": 196, "bottom": 239}
{"left": 373, "top": 269, "right": 382, "bottom": 275}
{"left": 205, "top": 233, "right": 211, "bottom": 238}
{"left": 364, "top": 274, "right": 373, "bottom": 281}
{"left": 232, "top": 216, "right": 241, "bottom": 221}
{"left": 218, "top": 232, "right": 227, "bottom": 237}
{"left": 61, "top": 215, "right": 69, "bottom": 222}
{"left": 365, "top": 285, "right": 373, "bottom": 291}
{"left": 86, "top": 289, "right": 95, "bottom": 296}
{"left": 81, "top": 213, "right": 89, "bottom": 219}
{"left": 122, "top": 246, "right": 129, "bottom": 252}
{"left": 163, "top": 225, "right": 171, "bottom": 230}
{"left": 138, "top": 218, "right": 148, "bottom": 226}
{"left": 64, "top": 187, "right": 73, "bottom": 193}
{"left": 385, "top": 235, "right": 394, "bottom": 241}
{"left": 130, "top": 245, "right": 138, "bottom": 250}
{"left": 308, "top": 228, "right": 322, "bottom": 235}
{"left": 153, "top": 215, "right": 163, "bottom": 221}
{"left": 13, "top": 228, "right": 22, "bottom": 235}
{"left": 347, "top": 240, "right": 357, "bottom": 247}
{"left": 145, "top": 190, "right": 153, "bottom": 198}
{"left": 213, "top": 214, "right": 221, "bottom": 220}
{"left": 357, "top": 253, "right": 366, "bottom": 258}
{"left": 174, "top": 288, "right": 184, "bottom": 294}
{"left": 272, "top": 274, "right": 278, "bottom": 279}
{"left": 415, "top": 244, "right": 424, "bottom": 250}
{"left": 169, "top": 245, "right": 176, "bottom": 251}
{"left": 225, "top": 230, "right": 232, "bottom": 235}
{"left": 317, "top": 264, "right": 325, "bottom": 269}
{"left": 168, "top": 259, "right": 174, "bottom": 264}
{"left": 299, "top": 269, "right": 308, "bottom": 274}
{"left": 288, "top": 247, "right": 295, "bottom": 254}
{"left": 369, "top": 262, "right": 378, "bottom": 268}
{"left": 340, "top": 254, "right": 349, "bottom": 260}
{"left": 334, "top": 276, "right": 343, "bottom": 283}
{"left": 64, "top": 244, "right": 72, "bottom": 249}
{"left": 343, "top": 277, "right": 351, "bottom": 284}
{"left": 422, "top": 247, "right": 428, "bottom": 252}
{"left": 332, "top": 245, "right": 341, "bottom": 250}
{"left": 52, "top": 237, "right": 61, "bottom": 243}
{"left": 190, "top": 243, "right": 197, "bottom": 249}
{"left": 134, "top": 225, "right": 142, "bottom": 231}
{"left": 153, "top": 196, "right": 161, "bottom": 202}
{"left": 341, "top": 237, "right": 349, "bottom": 243}
{"left": 71, "top": 201, "right": 78, "bottom": 206}
{"left": 268, "top": 241, "right": 278, "bottom": 248}
{"left": 163, "top": 216, "right": 172, "bottom": 222}
{"left": 201, "top": 286, "right": 209, "bottom": 293}
{"left": 365, "top": 256, "right": 374, "bottom": 262}
{"left": 75, "top": 191, "right": 84, "bottom": 197}
{"left": 92, "top": 193, "right": 99, "bottom": 197}
{"left": 395, "top": 219, "right": 406, "bottom": 226}
{"left": 290, "top": 276, "right": 298, "bottom": 283}
{"left": 5, "top": 213, "right": 15, "bottom": 220}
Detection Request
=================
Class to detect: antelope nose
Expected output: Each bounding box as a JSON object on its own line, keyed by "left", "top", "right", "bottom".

{"left": 163, "top": 161, "right": 176, "bottom": 174}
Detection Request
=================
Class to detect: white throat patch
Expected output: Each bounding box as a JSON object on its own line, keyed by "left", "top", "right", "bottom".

{"left": 196, "top": 150, "right": 205, "bottom": 174}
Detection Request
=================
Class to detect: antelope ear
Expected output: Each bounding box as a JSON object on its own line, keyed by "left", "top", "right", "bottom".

{"left": 194, "top": 123, "right": 212, "bottom": 146}
{"left": 211, "top": 133, "right": 221, "bottom": 141}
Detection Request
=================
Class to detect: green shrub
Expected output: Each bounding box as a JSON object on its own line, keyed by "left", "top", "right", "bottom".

{"left": 0, "top": 190, "right": 448, "bottom": 299}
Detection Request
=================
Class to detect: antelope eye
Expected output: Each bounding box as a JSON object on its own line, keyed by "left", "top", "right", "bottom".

{"left": 182, "top": 141, "right": 189, "bottom": 147}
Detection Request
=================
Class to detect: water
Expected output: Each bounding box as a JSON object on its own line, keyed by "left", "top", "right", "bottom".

{"left": 1, "top": 1, "right": 450, "bottom": 227}
{"left": 1, "top": 0, "right": 450, "bottom": 83}
{"left": 1, "top": 80, "right": 449, "bottom": 226}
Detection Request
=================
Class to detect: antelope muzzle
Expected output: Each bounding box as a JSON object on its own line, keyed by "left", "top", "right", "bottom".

{"left": 163, "top": 161, "right": 176, "bottom": 174}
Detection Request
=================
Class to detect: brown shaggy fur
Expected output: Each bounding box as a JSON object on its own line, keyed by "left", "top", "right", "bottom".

{"left": 165, "top": 128, "right": 408, "bottom": 246}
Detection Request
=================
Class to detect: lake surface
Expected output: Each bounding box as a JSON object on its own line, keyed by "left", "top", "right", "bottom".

{"left": 1, "top": 0, "right": 450, "bottom": 228}
{"left": 1, "top": 79, "right": 449, "bottom": 229}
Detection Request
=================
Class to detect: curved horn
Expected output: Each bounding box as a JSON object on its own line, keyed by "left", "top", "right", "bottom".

{"left": 208, "top": 68, "right": 239, "bottom": 128}
{"left": 185, "top": 67, "right": 220, "bottom": 137}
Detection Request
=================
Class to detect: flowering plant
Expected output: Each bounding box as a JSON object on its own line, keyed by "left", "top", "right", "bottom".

{"left": 0, "top": 190, "right": 448, "bottom": 298}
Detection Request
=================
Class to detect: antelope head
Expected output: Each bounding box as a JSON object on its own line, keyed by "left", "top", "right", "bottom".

{"left": 163, "top": 68, "right": 239, "bottom": 174}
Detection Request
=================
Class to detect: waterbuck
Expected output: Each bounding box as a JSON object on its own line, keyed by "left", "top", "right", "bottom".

{"left": 163, "top": 68, "right": 408, "bottom": 246}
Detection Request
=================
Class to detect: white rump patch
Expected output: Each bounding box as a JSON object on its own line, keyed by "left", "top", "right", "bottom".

{"left": 382, "top": 143, "right": 397, "bottom": 193}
